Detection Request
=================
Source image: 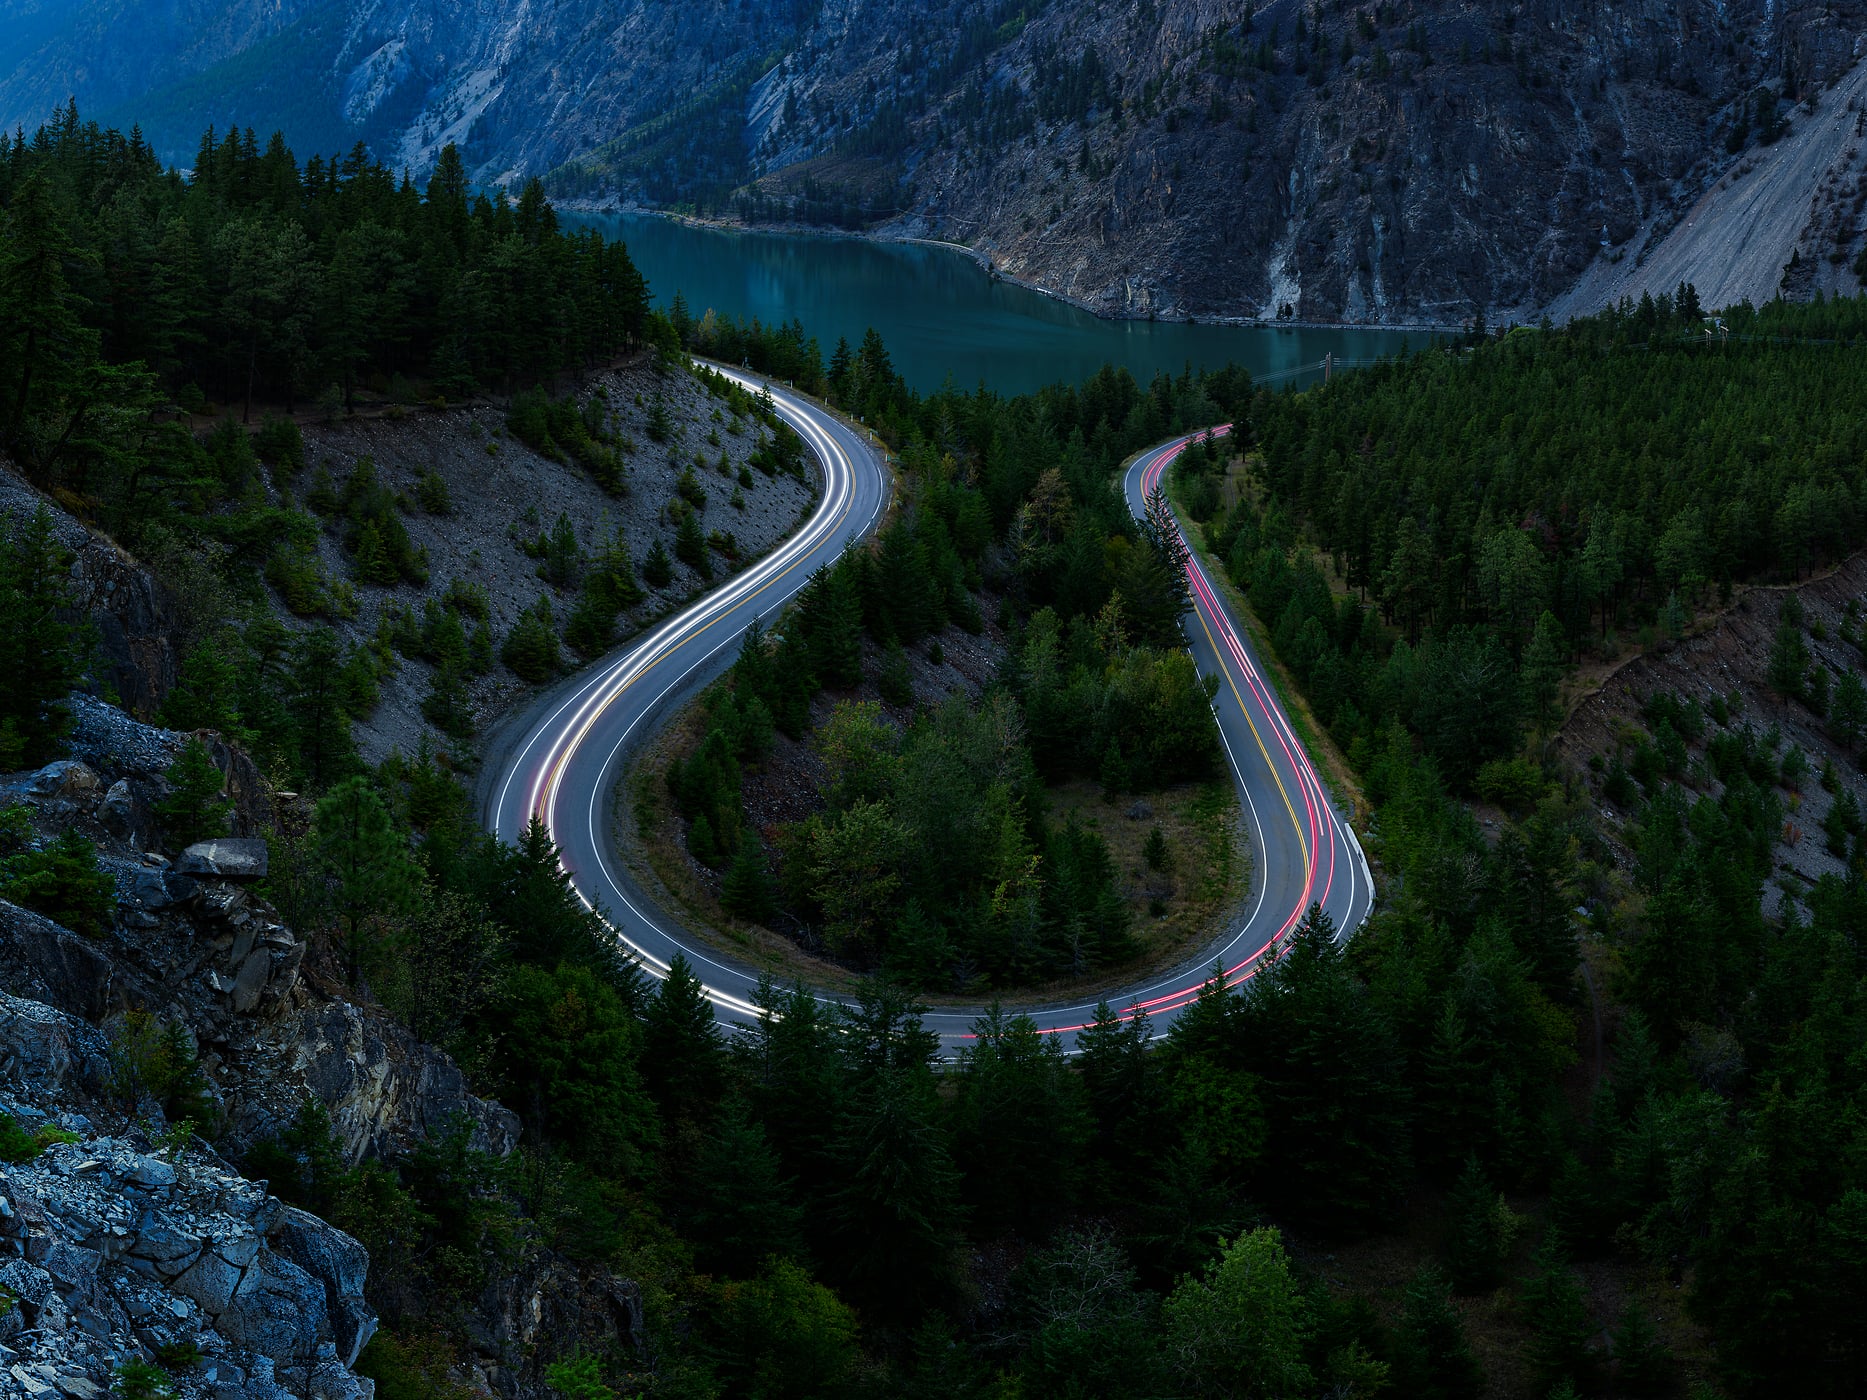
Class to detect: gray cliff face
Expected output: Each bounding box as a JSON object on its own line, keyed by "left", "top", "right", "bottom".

{"left": 0, "top": 474, "right": 179, "bottom": 723}
{"left": 6, "top": 0, "right": 1865, "bottom": 322}
{"left": 0, "top": 699, "right": 520, "bottom": 1168}
{"left": 0, "top": 993, "right": 376, "bottom": 1400}
{"left": 0, "top": 698, "right": 646, "bottom": 1399}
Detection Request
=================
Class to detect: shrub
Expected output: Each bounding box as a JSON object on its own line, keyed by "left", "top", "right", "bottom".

{"left": 254, "top": 416, "right": 305, "bottom": 482}
{"left": 0, "top": 1112, "right": 79, "bottom": 1164}
{"left": 415, "top": 469, "right": 452, "bottom": 514}
{"left": 108, "top": 1011, "right": 219, "bottom": 1128}
{"left": 0, "top": 825, "right": 115, "bottom": 936}
{"left": 503, "top": 599, "right": 561, "bottom": 683}
{"left": 111, "top": 1361, "right": 175, "bottom": 1400}
{"left": 157, "top": 738, "right": 232, "bottom": 849}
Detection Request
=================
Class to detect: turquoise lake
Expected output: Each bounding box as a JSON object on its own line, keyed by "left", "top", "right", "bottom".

{"left": 569, "top": 212, "right": 1424, "bottom": 397}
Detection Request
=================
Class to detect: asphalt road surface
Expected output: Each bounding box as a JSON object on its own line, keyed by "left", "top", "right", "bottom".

{"left": 484, "top": 369, "right": 1373, "bottom": 1051}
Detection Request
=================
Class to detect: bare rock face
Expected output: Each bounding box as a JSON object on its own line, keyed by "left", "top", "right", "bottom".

{"left": 0, "top": 471, "right": 180, "bottom": 718}
{"left": 0, "top": 697, "right": 635, "bottom": 1400}
{"left": 0, "top": 704, "right": 515, "bottom": 1171}
{"left": 173, "top": 840, "right": 270, "bottom": 881}
{"left": 0, "top": 992, "right": 376, "bottom": 1400}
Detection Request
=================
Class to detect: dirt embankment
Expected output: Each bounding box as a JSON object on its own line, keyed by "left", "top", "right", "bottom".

{"left": 292, "top": 360, "right": 816, "bottom": 762}
{"left": 1555, "top": 554, "right": 1867, "bottom": 910}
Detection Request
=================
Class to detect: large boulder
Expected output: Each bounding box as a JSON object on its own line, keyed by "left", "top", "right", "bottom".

{"left": 174, "top": 838, "right": 269, "bottom": 880}
{"left": 272, "top": 1206, "right": 376, "bottom": 1367}
{"left": 0, "top": 922, "right": 115, "bottom": 1033}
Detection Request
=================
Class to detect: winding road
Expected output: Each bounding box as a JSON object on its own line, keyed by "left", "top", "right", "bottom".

{"left": 483, "top": 368, "right": 1373, "bottom": 1051}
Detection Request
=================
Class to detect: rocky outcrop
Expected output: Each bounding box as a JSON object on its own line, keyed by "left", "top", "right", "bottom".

{"left": 0, "top": 473, "right": 179, "bottom": 719}
{"left": 0, "top": 696, "right": 646, "bottom": 1400}
{"left": 0, "top": 992, "right": 375, "bottom": 1400}
{"left": 0, "top": 707, "right": 517, "bottom": 1170}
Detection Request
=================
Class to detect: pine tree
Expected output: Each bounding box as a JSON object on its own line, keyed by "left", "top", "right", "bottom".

{"left": 1077, "top": 1001, "right": 1165, "bottom": 1194}
{"left": 678, "top": 1097, "right": 803, "bottom": 1276}
{"left": 827, "top": 1065, "right": 964, "bottom": 1323}
{"left": 1443, "top": 1156, "right": 1520, "bottom": 1293}
{"left": 0, "top": 505, "right": 83, "bottom": 765}
{"left": 1831, "top": 668, "right": 1867, "bottom": 748}
{"left": 877, "top": 640, "right": 914, "bottom": 706}
{"left": 642, "top": 954, "right": 725, "bottom": 1122}
{"left": 288, "top": 627, "right": 357, "bottom": 790}
{"left": 675, "top": 508, "right": 711, "bottom": 579}
{"left": 642, "top": 538, "right": 674, "bottom": 588}
{"left": 1520, "top": 1235, "right": 1596, "bottom": 1392}
{"left": 721, "top": 837, "right": 777, "bottom": 923}
{"left": 313, "top": 776, "right": 418, "bottom": 983}
{"left": 1611, "top": 1301, "right": 1673, "bottom": 1397}
{"left": 501, "top": 598, "right": 559, "bottom": 682}
{"left": 1768, "top": 620, "right": 1810, "bottom": 701}
{"left": 951, "top": 1006, "right": 1092, "bottom": 1237}
{"left": 156, "top": 737, "right": 231, "bottom": 850}
{"left": 1390, "top": 1266, "right": 1484, "bottom": 1400}
{"left": 159, "top": 637, "right": 247, "bottom": 740}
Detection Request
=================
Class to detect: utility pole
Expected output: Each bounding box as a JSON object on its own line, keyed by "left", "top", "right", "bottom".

{"left": 1323, "top": 351, "right": 1333, "bottom": 383}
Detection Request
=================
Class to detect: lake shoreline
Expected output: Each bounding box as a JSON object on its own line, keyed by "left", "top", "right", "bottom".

{"left": 561, "top": 200, "right": 1463, "bottom": 336}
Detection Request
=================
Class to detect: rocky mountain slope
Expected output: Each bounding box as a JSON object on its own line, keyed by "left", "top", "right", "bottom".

{"left": 0, "top": 991, "right": 376, "bottom": 1400}
{"left": 0, "top": 688, "right": 646, "bottom": 1399}
{"left": 7, "top": 0, "right": 1867, "bottom": 323}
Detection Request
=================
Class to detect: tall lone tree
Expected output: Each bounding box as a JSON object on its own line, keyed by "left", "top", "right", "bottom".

{"left": 313, "top": 776, "right": 418, "bottom": 982}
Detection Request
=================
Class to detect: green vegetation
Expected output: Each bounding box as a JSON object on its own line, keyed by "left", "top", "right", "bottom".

{"left": 0, "top": 1112, "right": 80, "bottom": 1163}
{"left": 0, "top": 808, "right": 115, "bottom": 935}
{"left": 13, "top": 106, "right": 1867, "bottom": 1389}
{"left": 156, "top": 737, "right": 231, "bottom": 848}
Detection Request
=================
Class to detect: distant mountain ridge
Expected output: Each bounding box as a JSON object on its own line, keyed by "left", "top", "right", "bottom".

{"left": 5, "top": 0, "right": 1866, "bottom": 324}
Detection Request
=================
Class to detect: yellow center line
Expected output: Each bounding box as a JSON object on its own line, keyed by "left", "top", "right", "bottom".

{"left": 1187, "top": 562, "right": 1313, "bottom": 876}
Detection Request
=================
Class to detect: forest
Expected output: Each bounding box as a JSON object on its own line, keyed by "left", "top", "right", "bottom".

{"left": 5, "top": 103, "right": 1867, "bottom": 1397}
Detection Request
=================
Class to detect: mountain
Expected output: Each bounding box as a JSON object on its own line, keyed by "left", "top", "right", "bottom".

{"left": 3, "top": 0, "right": 1864, "bottom": 323}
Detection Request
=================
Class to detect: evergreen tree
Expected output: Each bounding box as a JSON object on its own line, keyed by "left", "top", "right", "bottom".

{"left": 642, "top": 954, "right": 725, "bottom": 1122}
{"left": 826, "top": 1064, "right": 964, "bottom": 1323}
{"left": 1768, "top": 619, "right": 1810, "bottom": 701}
{"left": 1077, "top": 1000, "right": 1166, "bottom": 1194}
{"left": 1831, "top": 668, "right": 1867, "bottom": 748}
{"left": 313, "top": 776, "right": 418, "bottom": 982}
{"left": 1519, "top": 1235, "right": 1596, "bottom": 1392}
{"left": 1390, "top": 1265, "right": 1484, "bottom": 1400}
{"left": 160, "top": 636, "right": 248, "bottom": 740}
{"left": 951, "top": 1007, "right": 1092, "bottom": 1237}
{"left": 1237, "top": 904, "right": 1409, "bottom": 1235}
{"left": 501, "top": 598, "right": 559, "bottom": 682}
{"left": 1611, "top": 1300, "right": 1673, "bottom": 1397}
{"left": 156, "top": 737, "right": 230, "bottom": 850}
{"left": 493, "top": 816, "right": 638, "bottom": 988}
{"left": 642, "top": 538, "right": 674, "bottom": 588}
{"left": 721, "top": 837, "right": 777, "bottom": 923}
{"left": 675, "top": 508, "right": 712, "bottom": 579}
{"left": 1443, "top": 1156, "right": 1521, "bottom": 1293}
{"left": 0, "top": 505, "right": 82, "bottom": 765}
{"left": 493, "top": 961, "right": 658, "bottom": 1177}
{"left": 678, "top": 1097, "right": 803, "bottom": 1276}
{"left": 288, "top": 627, "right": 357, "bottom": 790}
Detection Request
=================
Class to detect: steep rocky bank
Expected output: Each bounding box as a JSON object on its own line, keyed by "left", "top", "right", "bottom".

{"left": 0, "top": 991, "right": 376, "bottom": 1400}
{"left": 1556, "top": 555, "right": 1867, "bottom": 916}
{"left": 0, "top": 687, "right": 648, "bottom": 1400}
